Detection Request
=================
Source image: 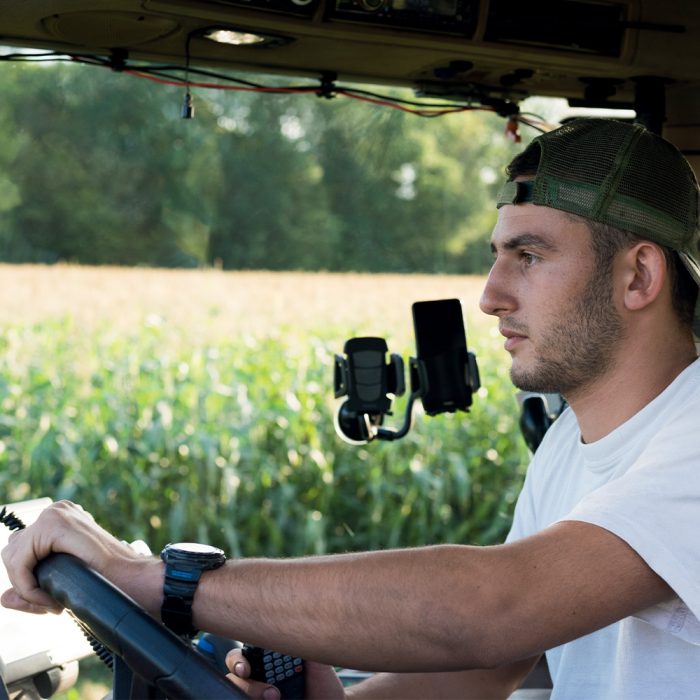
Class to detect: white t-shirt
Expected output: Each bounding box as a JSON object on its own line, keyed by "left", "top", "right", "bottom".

{"left": 506, "top": 357, "right": 700, "bottom": 700}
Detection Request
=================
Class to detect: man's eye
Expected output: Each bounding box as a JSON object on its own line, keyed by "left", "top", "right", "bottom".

{"left": 520, "top": 251, "right": 537, "bottom": 265}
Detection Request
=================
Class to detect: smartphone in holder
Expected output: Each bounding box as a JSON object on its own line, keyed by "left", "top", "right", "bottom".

{"left": 411, "top": 298, "right": 479, "bottom": 416}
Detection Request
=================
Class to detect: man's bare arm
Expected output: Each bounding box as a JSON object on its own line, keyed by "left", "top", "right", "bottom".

{"left": 1, "top": 502, "right": 673, "bottom": 672}
{"left": 345, "top": 657, "right": 542, "bottom": 700}
{"left": 192, "top": 520, "right": 672, "bottom": 670}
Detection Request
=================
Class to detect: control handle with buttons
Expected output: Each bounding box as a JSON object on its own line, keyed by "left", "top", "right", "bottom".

{"left": 242, "top": 644, "right": 305, "bottom": 699}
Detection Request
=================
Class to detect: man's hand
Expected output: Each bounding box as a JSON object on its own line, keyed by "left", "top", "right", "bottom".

{"left": 1, "top": 500, "right": 157, "bottom": 615}
{"left": 225, "top": 650, "right": 542, "bottom": 700}
{"left": 225, "top": 648, "right": 345, "bottom": 700}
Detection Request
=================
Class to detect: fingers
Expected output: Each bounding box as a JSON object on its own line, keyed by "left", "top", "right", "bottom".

{"left": 225, "top": 649, "right": 280, "bottom": 700}
{"left": 225, "top": 648, "right": 250, "bottom": 678}
{"left": 1, "top": 528, "right": 58, "bottom": 611}
{"left": 0, "top": 587, "right": 62, "bottom": 614}
{"left": 0, "top": 500, "right": 109, "bottom": 613}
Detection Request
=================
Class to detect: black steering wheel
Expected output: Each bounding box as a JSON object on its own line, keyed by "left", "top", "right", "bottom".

{"left": 35, "top": 553, "right": 248, "bottom": 700}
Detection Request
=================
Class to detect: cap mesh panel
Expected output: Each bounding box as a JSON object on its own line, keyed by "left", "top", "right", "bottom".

{"left": 533, "top": 120, "right": 698, "bottom": 248}
{"left": 618, "top": 134, "right": 697, "bottom": 243}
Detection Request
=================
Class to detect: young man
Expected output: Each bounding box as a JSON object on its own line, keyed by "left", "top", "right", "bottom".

{"left": 2, "top": 119, "right": 700, "bottom": 699}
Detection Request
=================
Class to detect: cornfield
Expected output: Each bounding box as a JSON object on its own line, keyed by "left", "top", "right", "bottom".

{"left": 0, "top": 264, "right": 530, "bottom": 556}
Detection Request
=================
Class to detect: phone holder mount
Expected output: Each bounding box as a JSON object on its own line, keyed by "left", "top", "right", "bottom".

{"left": 333, "top": 336, "right": 480, "bottom": 445}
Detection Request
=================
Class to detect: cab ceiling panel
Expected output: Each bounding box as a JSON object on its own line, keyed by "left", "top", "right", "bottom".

{"left": 0, "top": 0, "right": 698, "bottom": 105}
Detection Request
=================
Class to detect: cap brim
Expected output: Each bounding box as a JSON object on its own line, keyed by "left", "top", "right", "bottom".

{"left": 679, "top": 250, "right": 700, "bottom": 287}
{"left": 677, "top": 252, "right": 700, "bottom": 341}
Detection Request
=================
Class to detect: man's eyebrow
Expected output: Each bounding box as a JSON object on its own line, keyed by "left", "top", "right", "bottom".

{"left": 490, "top": 233, "right": 558, "bottom": 253}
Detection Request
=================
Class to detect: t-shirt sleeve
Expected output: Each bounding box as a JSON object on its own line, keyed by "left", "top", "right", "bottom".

{"left": 505, "top": 455, "right": 538, "bottom": 544}
{"left": 561, "top": 417, "right": 700, "bottom": 644}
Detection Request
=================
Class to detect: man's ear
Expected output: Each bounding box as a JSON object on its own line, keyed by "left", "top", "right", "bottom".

{"left": 620, "top": 242, "right": 667, "bottom": 312}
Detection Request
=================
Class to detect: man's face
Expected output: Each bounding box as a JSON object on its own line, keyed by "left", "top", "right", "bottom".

{"left": 479, "top": 203, "right": 624, "bottom": 398}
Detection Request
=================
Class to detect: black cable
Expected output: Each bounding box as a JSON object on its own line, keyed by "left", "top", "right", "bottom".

{"left": 132, "top": 62, "right": 270, "bottom": 89}
{"left": 138, "top": 70, "right": 485, "bottom": 111}
{"left": 72, "top": 618, "right": 115, "bottom": 669}
{"left": 0, "top": 507, "right": 25, "bottom": 531}
{"left": 0, "top": 52, "right": 106, "bottom": 67}
{"left": 517, "top": 117, "right": 549, "bottom": 134}
{"left": 338, "top": 85, "right": 481, "bottom": 110}
{"left": 0, "top": 50, "right": 500, "bottom": 113}
{"left": 0, "top": 50, "right": 553, "bottom": 126}
{"left": 519, "top": 110, "right": 548, "bottom": 121}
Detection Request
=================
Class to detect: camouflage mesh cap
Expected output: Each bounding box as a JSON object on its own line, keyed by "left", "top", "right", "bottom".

{"left": 497, "top": 118, "right": 700, "bottom": 333}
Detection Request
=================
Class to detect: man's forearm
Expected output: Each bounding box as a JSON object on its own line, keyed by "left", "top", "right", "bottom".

{"left": 190, "top": 545, "right": 501, "bottom": 672}
{"left": 345, "top": 656, "right": 541, "bottom": 700}
{"left": 185, "top": 520, "right": 671, "bottom": 674}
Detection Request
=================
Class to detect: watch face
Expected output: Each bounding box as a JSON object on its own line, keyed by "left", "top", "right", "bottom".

{"left": 170, "top": 542, "right": 222, "bottom": 555}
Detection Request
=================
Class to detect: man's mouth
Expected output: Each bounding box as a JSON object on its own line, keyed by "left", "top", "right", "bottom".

{"left": 500, "top": 326, "right": 528, "bottom": 352}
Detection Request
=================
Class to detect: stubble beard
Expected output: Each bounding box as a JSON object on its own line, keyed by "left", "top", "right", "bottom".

{"left": 509, "top": 265, "right": 624, "bottom": 398}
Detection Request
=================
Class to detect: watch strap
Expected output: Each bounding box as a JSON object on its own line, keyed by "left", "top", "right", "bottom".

{"left": 160, "top": 545, "right": 225, "bottom": 637}
{"left": 161, "top": 592, "right": 198, "bottom": 637}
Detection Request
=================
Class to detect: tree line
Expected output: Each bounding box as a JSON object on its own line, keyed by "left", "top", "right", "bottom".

{"left": 0, "top": 59, "right": 527, "bottom": 272}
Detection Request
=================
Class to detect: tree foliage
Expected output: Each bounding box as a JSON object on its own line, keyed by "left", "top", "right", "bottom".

{"left": 0, "top": 60, "right": 527, "bottom": 271}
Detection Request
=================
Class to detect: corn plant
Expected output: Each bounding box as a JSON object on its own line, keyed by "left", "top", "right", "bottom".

{"left": 0, "top": 302, "right": 529, "bottom": 556}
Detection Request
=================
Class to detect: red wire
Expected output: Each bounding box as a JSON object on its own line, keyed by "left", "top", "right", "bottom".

{"left": 337, "top": 90, "right": 484, "bottom": 117}
{"left": 124, "top": 69, "right": 495, "bottom": 117}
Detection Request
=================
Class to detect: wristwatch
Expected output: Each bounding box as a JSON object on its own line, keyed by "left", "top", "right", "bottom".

{"left": 160, "top": 542, "right": 226, "bottom": 637}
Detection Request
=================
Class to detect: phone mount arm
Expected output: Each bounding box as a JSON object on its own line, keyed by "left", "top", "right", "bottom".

{"left": 371, "top": 357, "right": 429, "bottom": 441}
{"left": 333, "top": 381, "right": 417, "bottom": 444}
{"left": 373, "top": 388, "right": 418, "bottom": 441}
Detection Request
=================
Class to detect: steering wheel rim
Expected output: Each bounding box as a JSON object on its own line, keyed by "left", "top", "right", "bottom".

{"left": 35, "top": 553, "right": 249, "bottom": 700}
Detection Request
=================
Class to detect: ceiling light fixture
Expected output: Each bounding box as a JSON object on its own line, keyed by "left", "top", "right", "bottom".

{"left": 200, "top": 27, "right": 293, "bottom": 48}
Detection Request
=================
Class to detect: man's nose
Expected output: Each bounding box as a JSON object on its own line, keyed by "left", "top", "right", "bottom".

{"left": 479, "top": 261, "right": 515, "bottom": 318}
